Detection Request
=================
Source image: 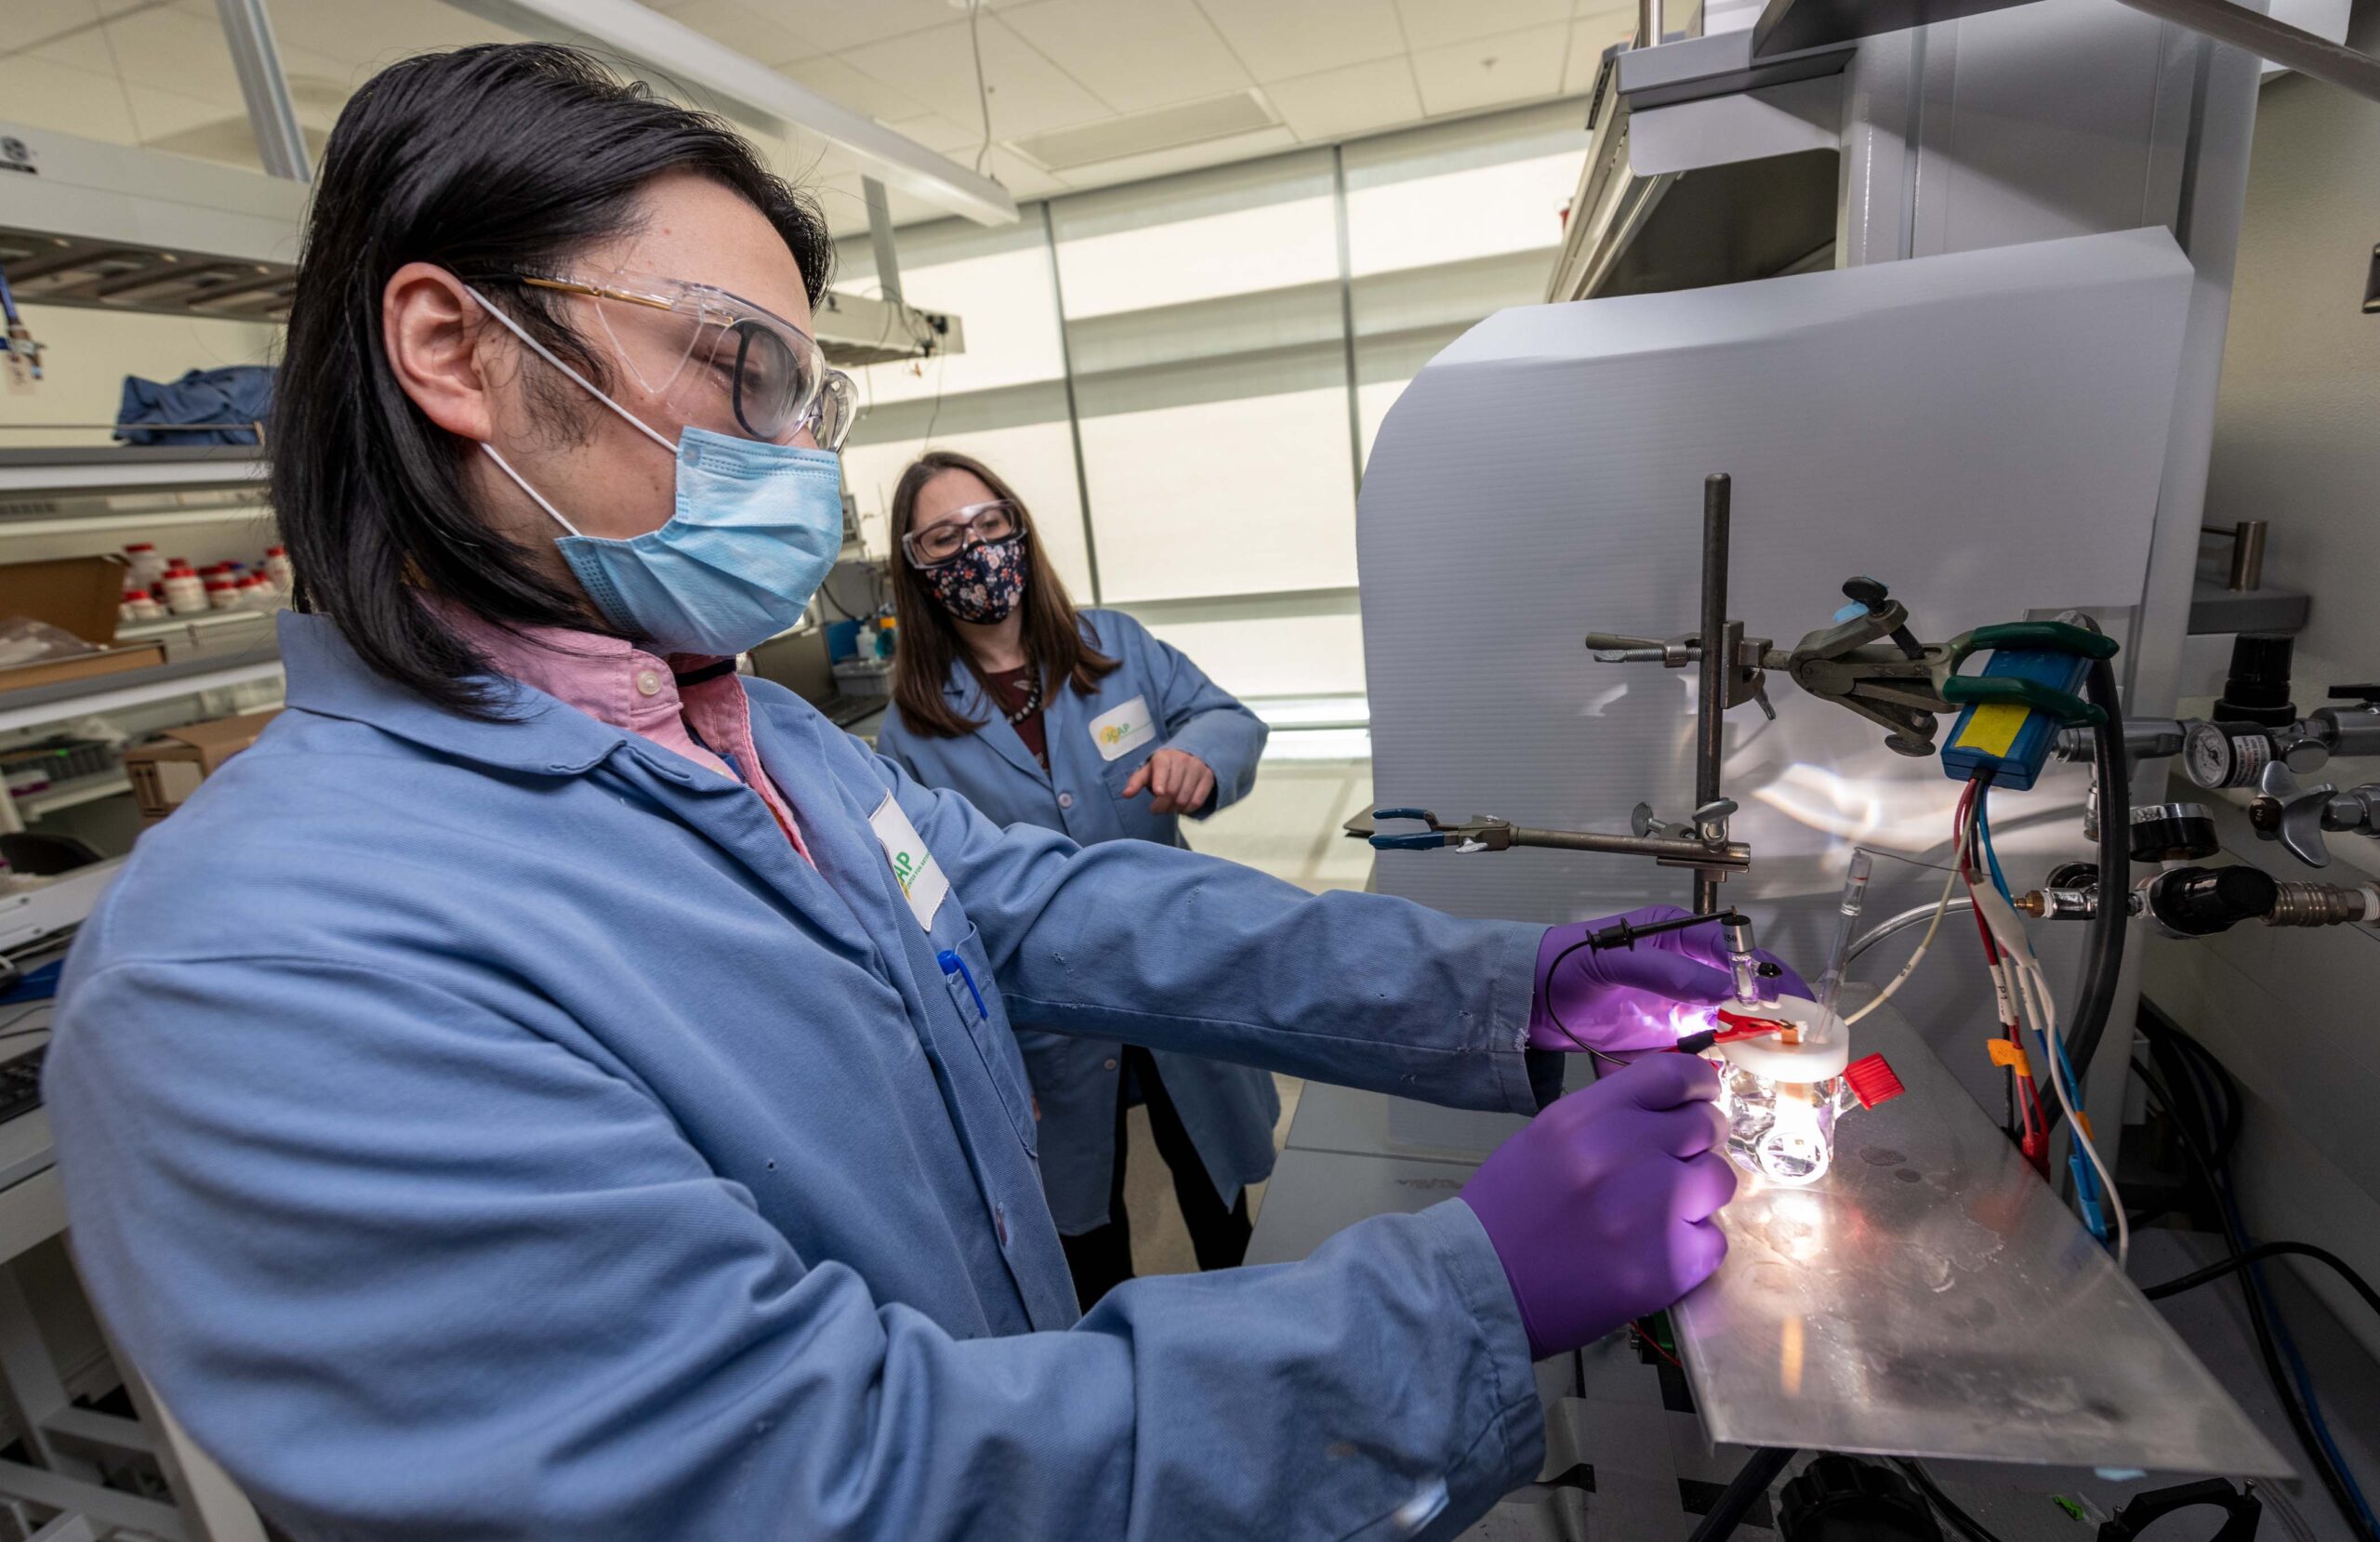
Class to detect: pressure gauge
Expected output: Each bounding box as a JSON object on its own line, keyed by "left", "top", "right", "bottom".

{"left": 2184, "top": 721, "right": 2270, "bottom": 789}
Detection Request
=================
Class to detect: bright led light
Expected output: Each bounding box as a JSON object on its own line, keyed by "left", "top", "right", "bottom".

{"left": 1716, "top": 1063, "right": 1838, "bottom": 1187}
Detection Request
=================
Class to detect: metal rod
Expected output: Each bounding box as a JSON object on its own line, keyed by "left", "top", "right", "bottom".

{"left": 1695, "top": 472, "right": 1732, "bottom": 912}
{"left": 1639, "top": 0, "right": 1666, "bottom": 46}
{"left": 214, "top": 0, "right": 311, "bottom": 183}
{"left": 862, "top": 178, "right": 903, "bottom": 308}
{"left": 1507, "top": 826, "right": 1752, "bottom": 868}
{"left": 2228, "top": 519, "right": 2267, "bottom": 592}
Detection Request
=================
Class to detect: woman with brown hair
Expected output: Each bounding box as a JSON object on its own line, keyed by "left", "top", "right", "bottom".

{"left": 876, "top": 448, "right": 1280, "bottom": 1307}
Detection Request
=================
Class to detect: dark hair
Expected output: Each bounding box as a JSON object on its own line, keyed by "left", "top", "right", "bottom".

{"left": 887, "top": 450, "right": 1118, "bottom": 738}
{"left": 271, "top": 42, "right": 835, "bottom": 716}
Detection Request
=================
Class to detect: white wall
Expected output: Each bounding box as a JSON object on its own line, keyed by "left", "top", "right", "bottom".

{"left": 2163, "top": 11, "right": 2380, "bottom": 1360}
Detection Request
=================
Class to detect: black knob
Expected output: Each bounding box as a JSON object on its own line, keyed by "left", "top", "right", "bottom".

{"left": 1778, "top": 1455, "right": 1942, "bottom": 1542}
{"left": 2130, "top": 802, "right": 2219, "bottom": 863}
{"left": 2215, "top": 633, "right": 2297, "bottom": 728}
{"left": 1842, "top": 575, "right": 1890, "bottom": 610}
{"left": 2147, "top": 864, "right": 2278, "bottom": 938}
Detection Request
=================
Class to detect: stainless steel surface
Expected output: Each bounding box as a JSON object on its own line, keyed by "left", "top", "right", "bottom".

{"left": 2115, "top": 0, "right": 2380, "bottom": 102}
{"left": 1752, "top": 0, "right": 2380, "bottom": 104}
{"left": 1845, "top": 898, "right": 1975, "bottom": 962}
{"left": 1670, "top": 1007, "right": 2291, "bottom": 1473}
{"left": 214, "top": 0, "right": 311, "bottom": 183}
{"left": 1695, "top": 474, "right": 1732, "bottom": 915}
{"left": 1640, "top": 0, "right": 1666, "bottom": 47}
{"left": 2187, "top": 581, "right": 2310, "bottom": 636}
{"left": 2228, "top": 520, "right": 2268, "bottom": 593}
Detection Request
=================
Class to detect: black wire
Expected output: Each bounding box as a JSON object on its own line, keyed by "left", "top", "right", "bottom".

{"left": 1686, "top": 1447, "right": 1795, "bottom": 1542}
{"left": 2048, "top": 655, "right": 2129, "bottom": 1124}
{"left": 2131, "top": 1055, "right": 2377, "bottom": 1542}
{"left": 1894, "top": 1459, "right": 2006, "bottom": 1542}
{"left": 2144, "top": 1241, "right": 2380, "bottom": 1319}
{"left": 1539, "top": 911, "right": 1733, "bottom": 1065}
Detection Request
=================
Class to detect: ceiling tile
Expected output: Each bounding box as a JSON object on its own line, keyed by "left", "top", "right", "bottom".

{"left": 1000, "top": 0, "right": 1249, "bottom": 112}
{"left": 87, "top": 7, "right": 245, "bottom": 106}
{"left": 0, "top": 55, "right": 137, "bottom": 143}
{"left": 780, "top": 53, "right": 935, "bottom": 122}
{"left": 840, "top": 15, "right": 1109, "bottom": 141}
{"left": 1395, "top": 0, "right": 1572, "bottom": 50}
{"left": 880, "top": 112, "right": 985, "bottom": 155}
{"left": 1189, "top": 0, "right": 1406, "bottom": 82}
{"left": 1562, "top": 7, "right": 1635, "bottom": 94}
{"left": 665, "top": 0, "right": 823, "bottom": 66}
{"left": 1052, "top": 123, "right": 1296, "bottom": 191}
{"left": 1409, "top": 22, "right": 1570, "bottom": 115}
{"left": 747, "top": 0, "right": 1035, "bottom": 58}
{"left": 1262, "top": 56, "right": 1423, "bottom": 142}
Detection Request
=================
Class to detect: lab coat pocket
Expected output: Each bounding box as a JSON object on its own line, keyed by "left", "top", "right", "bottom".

{"left": 1098, "top": 743, "right": 1171, "bottom": 843}
{"left": 938, "top": 923, "right": 1039, "bottom": 1156}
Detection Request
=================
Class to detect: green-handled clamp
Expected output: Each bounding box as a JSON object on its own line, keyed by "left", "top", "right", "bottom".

{"left": 1937, "top": 622, "right": 2119, "bottom": 727}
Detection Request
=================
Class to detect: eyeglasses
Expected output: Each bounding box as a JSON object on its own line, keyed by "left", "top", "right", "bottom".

{"left": 903, "top": 500, "right": 1024, "bottom": 567}
{"left": 519, "top": 270, "right": 857, "bottom": 450}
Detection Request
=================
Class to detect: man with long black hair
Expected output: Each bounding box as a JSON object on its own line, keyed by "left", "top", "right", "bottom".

{"left": 46, "top": 44, "right": 1774, "bottom": 1539}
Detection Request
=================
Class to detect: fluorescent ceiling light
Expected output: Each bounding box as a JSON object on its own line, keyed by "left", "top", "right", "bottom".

{"left": 453, "top": 0, "right": 1020, "bottom": 225}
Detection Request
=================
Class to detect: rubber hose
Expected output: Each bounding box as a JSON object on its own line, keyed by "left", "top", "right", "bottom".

{"left": 2044, "top": 657, "right": 2129, "bottom": 1132}
{"left": 1688, "top": 1448, "right": 1797, "bottom": 1542}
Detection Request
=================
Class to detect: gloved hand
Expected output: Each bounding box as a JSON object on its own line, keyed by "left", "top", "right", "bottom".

{"left": 1529, "top": 905, "right": 1813, "bottom": 1055}
{"left": 1460, "top": 1054, "right": 1736, "bottom": 1360}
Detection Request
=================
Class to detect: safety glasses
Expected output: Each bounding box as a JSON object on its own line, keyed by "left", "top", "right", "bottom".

{"left": 520, "top": 270, "right": 856, "bottom": 450}
{"left": 903, "top": 499, "right": 1024, "bottom": 567}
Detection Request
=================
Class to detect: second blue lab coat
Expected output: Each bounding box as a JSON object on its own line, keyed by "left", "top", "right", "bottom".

{"left": 876, "top": 607, "right": 1283, "bottom": 1233}
{"left": 47, "top": 613, "right": 1556, "bottom": 1541}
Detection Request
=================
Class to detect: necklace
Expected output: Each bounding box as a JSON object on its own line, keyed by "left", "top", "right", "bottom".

{"left": 1000, "top": 665, "right": 1044, "bottom": 724}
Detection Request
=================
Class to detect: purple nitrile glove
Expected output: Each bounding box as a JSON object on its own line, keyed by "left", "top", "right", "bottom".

{"left": 1528, "top": 905, "right": 1815, "bottom": 1055}
{"left": 1460, "top": 1054, "right": 1737, "bottom": 1360}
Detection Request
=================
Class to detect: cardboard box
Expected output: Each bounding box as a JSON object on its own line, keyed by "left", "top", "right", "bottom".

{"left": 124, "top": 709, "right": 281, "bottom": 823}
{"left": 0, "top": 554, "right": 167, "bottom": 694}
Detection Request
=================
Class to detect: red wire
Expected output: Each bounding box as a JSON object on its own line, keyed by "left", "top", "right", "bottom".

{"left": 1955, "top": 784, "right": 2052, "bottom": 1170}
{"left": 1633, "top": 1320, "right": 1684, "bottom": 1369}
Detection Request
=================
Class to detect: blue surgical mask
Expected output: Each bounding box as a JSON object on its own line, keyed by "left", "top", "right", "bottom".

{"left": 466, "top": 285, "right": 843, "bottom": 657}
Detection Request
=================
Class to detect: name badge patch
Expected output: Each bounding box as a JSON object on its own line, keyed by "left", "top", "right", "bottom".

{"left": 1088, "top": 695, "right": 1157, "bottom": 762}
{"left": 868, "top": 792, "right": 948, "bottom": 930}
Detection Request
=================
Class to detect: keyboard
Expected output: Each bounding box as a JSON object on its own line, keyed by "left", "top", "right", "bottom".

{"left": 0, "top": 1046, "right": 45, "bottom": 1127}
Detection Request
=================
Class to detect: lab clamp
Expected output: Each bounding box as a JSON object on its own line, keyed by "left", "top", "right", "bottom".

{"left": 1350, "top": 472, "right": 2117, "bottom": 1182}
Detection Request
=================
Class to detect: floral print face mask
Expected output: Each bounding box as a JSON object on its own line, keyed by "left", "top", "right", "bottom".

{"left": 922, "top": 534, "right": 1028, "bottom": 625}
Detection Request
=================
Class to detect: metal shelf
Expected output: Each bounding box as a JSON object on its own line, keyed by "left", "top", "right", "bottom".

{"left": 0, "top": 656, "right": 283, "bottom": 737}
{"left": 0, "top": 448, "right": 267, "bottom": 498}
{"left": 12, "top": 772, "right": 131, "bottom": 821}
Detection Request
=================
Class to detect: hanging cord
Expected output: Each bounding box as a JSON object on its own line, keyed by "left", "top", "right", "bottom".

{"left": 967, "top": 0, "right": 995, "bottom": 176}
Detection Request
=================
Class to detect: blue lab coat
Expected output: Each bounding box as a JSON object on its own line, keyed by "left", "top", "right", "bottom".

{"left": 875, "top": 607, "right": 1282, "bottom": 1234}
{"left": 47, "top": 614, "right": 1555, "bottom": 1541}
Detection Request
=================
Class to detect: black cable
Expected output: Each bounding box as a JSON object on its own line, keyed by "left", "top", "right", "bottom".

{"left": 2131, "top": 1056, "right": 2377, "bottom": 1542}
{"left": 2146, "top": 1241, "right": 2380, "bottom": 1320}
{"left": 2046, "top": 656, "right": 2129, "bottom": 1130}
{"left": 1894, "top": 1459, "right": 2007, "bottom": 1542}
{"left": 1539, "top": 910, "right": 1735, "bottom": 1060}
{"left": 1687, "top": 1447, "right": 1795, "bottom": 1542}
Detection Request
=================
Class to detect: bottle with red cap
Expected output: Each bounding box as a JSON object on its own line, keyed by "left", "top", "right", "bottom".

{"left": 264, "top": 544, "right": 294, "bottom": 591}
{"left": 160, "top": 560, "right": 207, "bottom": 616}
{"left": 123, "top": 542, "right": 166, "bottom": 593}
{"left": 121, "top": 587, "right": 166, "bottom": 626}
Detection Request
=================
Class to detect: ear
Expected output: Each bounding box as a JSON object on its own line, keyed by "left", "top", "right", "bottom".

{"left": 383, "top": 262, "right": 499, "bottom": 443}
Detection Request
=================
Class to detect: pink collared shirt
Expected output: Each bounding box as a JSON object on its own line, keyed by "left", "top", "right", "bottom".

{"left": 445, "top": 611, "right": 813, "bottom": 864}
